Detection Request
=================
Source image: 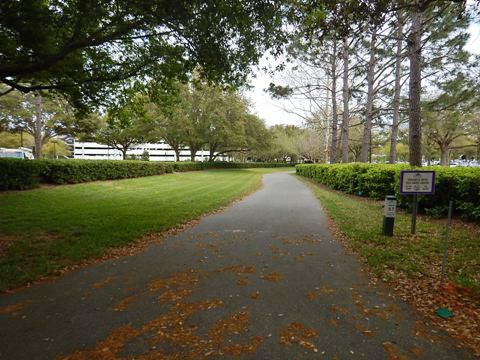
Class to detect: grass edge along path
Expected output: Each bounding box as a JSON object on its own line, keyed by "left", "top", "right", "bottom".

{"left": 0, "top": 168, "right": 292, "bottom": 292}
{"left": 297, "top": 175, "right": 480, "bottom": 356}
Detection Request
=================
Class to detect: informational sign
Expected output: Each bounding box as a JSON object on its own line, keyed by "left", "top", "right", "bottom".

{"left": 384, "top": 198, "right": 397, "bottom": 218}
{"left": 400, "top": 170, "right": 435, "bottom": 195}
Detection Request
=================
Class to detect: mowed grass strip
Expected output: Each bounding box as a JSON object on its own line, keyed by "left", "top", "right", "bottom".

{"left": 0, "top": 168, "right": 292, "bottom": 291}
{"left": 299, "top": 176, "right": 480, "bottom": 293}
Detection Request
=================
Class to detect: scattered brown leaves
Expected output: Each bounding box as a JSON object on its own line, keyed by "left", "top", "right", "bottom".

{"left": 306, "top": 286, "right": 336, "bottom": 300}
{"left": 279, "top": 234, "right": 322, "bottom": 246}
{"left": 149, "top": 270, "right": 203, "bottom": 292}
{"left": 279, "top": 322, "right": 319, "bottom": 353}
{"left": 382, "top": 341, "right": 409, "bottom": 360}
{"left": 217, "top": 265, "right": 255, "bottom": 288}
{"left": 92, "top": 276, "right": 113, "bottom": 289}
{"left": 249, "top": 291, "right": 261, "bottom": 300}
{"left": 390, "top": 274, "right": 480, "bottom": 356}
{"left": 327, "top": 319, "right": 339, "bottom": 327}
{"left": 0, "top": 300, "right": 31, "bottom": 315}
{"left": 237, "top": 278, "right": 249, "bottom": 287}
{"left": 158, "top": 289, "right": 192, "bottom": 303}
{"left": 260, "top": 272, "right": 283, "bottom": 282}
{"left": 353, "top": 321, "right": 375, "bottom": 336}
{"left": 222, "top": 336, "right": 263, "bottom": 356}
{"left": 411, "top": 320, "right": 440, "bottom": 343}
{"left": 328, "top": 305, "right": 349, "bottom": 315}
{"left": 61, "top": 267, "right": 265, "bottom": 359}
{"left": 218, "top": 265, "right": 255, "bottom": 274}
{"left": 409, "top": 346, "right": 425, "bottom": 357}
{"left": 195, "top": 242, "right": 219, "bottom": 251}
{"left": 270, "top": 246, "right": 290, "bottom": 257}
{"left": 314, "top": 183, "right": 480, "bottom": 357}
{"left": 351, "top": 290, "right": 401, "bottom": 321}
{"left": 62, "top": 325, "right": 140, "bottom": 360}
{"left": 209, "top": 311, "right": 249, "bottom": 342}
{"left": 113, "top": 295, "right": 138, "bottom": 312}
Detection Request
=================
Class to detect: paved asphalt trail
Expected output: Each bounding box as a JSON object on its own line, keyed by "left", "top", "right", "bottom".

{"left": 0, "top": 172, "right": 474, "bottom": 359}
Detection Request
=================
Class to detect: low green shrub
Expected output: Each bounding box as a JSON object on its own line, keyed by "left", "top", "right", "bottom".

{"left": 0, "top": 159, "right": 173, "bottom": 189}
{"left": 173, "top": 161, "right": 294, "bottom": 172}
{"left": 296, "top": 163, "right": 480, "bottom": 221}
{"left": 40, "top": 160, "right": 173, "bottom": 184}
{"left": 0, "top": 159, "right": 43, "bottom": 190}
{"left": 1, "top": 159, "right": 294, "bottom": 191}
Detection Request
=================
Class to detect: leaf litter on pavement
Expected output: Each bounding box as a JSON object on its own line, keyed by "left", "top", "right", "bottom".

{"left": 61, "top": 266, "right": 267, "bottom": 359}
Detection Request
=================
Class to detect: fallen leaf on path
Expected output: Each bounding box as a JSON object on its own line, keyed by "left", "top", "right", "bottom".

{"left": 0, "top": 300, "right": 31, "bottom": 315}
{"left": 237, "top": 278, "right": 249, "bottom": 286}
{"left": 92, "top": 276, "right": 113, "bottom": 289}
{"left": 250, "top": 291, "right": 261, "bottom": 300}
{"left": 279, "top": 322, "right": 319, "bottom": 353}
{"left": 113, "top": 295, "right": 137, "bottom": 312}
{"left": 260, "top": 272, "right": 283, "bottom": 282}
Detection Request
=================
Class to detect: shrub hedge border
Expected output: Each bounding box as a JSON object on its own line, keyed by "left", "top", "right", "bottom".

{"left": 296, "top": 163, "right": 480, "bottom": 221}
{"left": 0, "top": 159, "right": 294, "bottom": 191}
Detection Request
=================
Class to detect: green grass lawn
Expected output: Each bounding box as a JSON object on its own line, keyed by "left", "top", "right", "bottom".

{"left": 299, "top": 176, "right": 480, "bottom": 293}
{"left": 0, "top": 168, "right": 292, "bottom": 291}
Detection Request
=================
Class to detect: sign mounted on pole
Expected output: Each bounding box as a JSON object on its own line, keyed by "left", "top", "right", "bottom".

{"left": 400, "top": 170, "right": 436, "bottom": 235}
{"left": 400, "top": 171, "right": 435, "bottom": 195}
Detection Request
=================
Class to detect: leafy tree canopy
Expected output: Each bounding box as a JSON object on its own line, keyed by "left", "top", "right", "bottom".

{"left": 0, "top": 1, "right": 287, "bottom": 111}
{"left": 96, "top": 94, "right": 156, "bottom": 159}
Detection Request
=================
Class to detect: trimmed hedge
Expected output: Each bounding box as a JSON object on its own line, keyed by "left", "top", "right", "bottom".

{"left": 173, "top": 161, "right": 294, "bottom": 172}
{"left": 40, "top": 160, "right": 175, "bottom": 184}
{"left": 0, "top": 159, "right": 174, "bottom": 189}
{"left": 0, "top": 159, "right": 294, "bottom": 191}
{"left": 0, "top": 159, "right": 43, "bottom": 190}
{"left": 296, "top": 163, "right": 480, "bottom": 221}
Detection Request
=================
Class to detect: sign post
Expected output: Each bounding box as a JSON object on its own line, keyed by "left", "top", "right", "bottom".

{"left": 411, "top": 194, "right": 418, "bottom": 234}
{"left": 400, "top": 171, "right": 436, "bottom": 235}
{"left": 382, "top": 195, "right": 397, "bottom": 236}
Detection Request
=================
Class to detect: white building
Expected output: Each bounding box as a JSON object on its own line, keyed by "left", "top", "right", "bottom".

{"left": 68, "top": 140, "right": 228, "bottom": 162}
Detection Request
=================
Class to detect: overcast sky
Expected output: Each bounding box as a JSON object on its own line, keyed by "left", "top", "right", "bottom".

{"left": 244, "top": 20, "right": 480, "bottom": 128}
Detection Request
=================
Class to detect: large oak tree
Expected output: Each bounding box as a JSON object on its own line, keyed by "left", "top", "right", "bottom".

{"left": 0, "top": 1, "right": 286, "bottom": 110}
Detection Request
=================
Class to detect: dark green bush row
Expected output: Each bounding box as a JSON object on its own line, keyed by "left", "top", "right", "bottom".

{"left": 172, "top": 161, "right": 294, "bottom": 172}
{"left": 0, "top": 159, "right": 294, "bottom": 191}
{"left": 296, "top": 163, "right": 480, "bottom": 221}
{"left": 0, "top": 159, "right": 174, "bottom": 190}
{"left": 0, "top": 159, "right": 44, "bottom": 190}
{"left": 41, "top": 160, "right": 175, "bottom": 184}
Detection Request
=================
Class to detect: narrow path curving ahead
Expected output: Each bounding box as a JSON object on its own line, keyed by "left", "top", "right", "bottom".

{"left": 0, "top": 172, "right": 473, "bottom": 359}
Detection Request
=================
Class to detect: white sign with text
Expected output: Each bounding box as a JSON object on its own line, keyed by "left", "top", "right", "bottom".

{"left": 400, "top": 171, "right": 435, "bottom": 195}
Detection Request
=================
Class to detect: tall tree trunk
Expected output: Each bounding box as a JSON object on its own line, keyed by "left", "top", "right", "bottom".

{"left": 341, "top": 36, "right": 350, "bottom": 163}
{"left": 190, "top": 146, "right": 198, "bottom": 161}
{"left": 34, "top": 93, "right": 43, "bottom": 159}
{"left": 360, "top": 29, "right": 377, "bottom": 162}
{"left": 389, "top": 13, "right": 404, "bottom": 164}
{"left": 173, "top": 147, "right": 181, "bottom": 162}
{"left": 324, "top": 79, "right": 330, "bottom": 162}
{"left": 408, "top": 8, "right": 424, "bottom": 166}
{"left": 121, "top": 148, "right": 127, "bottom": 160}
{"left": 439, "top": 143, "right": 449, "bottom": 166}
{"left": 330, "top": 40, "right": 339, "bottom": 163}
{"left": 477, "top": 141, "right": 480, "bottom": 161}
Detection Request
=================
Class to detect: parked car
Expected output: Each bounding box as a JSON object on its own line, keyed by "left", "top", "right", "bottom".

{"left": 0, "top": 148, "right": 34, "bottom": 159}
